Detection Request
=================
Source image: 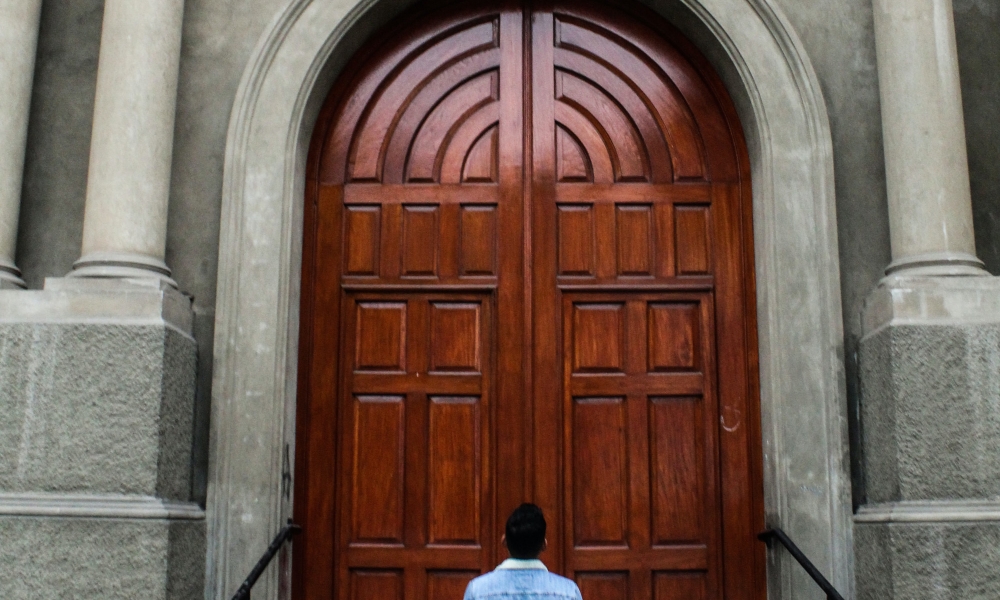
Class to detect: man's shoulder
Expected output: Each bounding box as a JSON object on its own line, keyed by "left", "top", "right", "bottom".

{"left": 535, "top": 571, "right": 579, "bottom": 590}
{"left": 467, "top": 569, "right": 578, "bottom": 584}
{"left": 465, "top": 569, "right": 581, "bottom": 599}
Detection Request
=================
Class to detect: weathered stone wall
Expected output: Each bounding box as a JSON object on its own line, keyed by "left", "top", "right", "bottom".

{"left": 0, "top": 518, "right": 204, "bottom": 600}
{"left": 769, "top": 0, "right": 891, "bottom": 510}
{"left": 861, "top": 324, "right": 1000, "bottom": 503}
{"left": 0, "top": 323, "right": 195, "bottom": 498}
{"left": 856, "top": 522, "right": 1000, "bottom": 599}
{"left": 955, "top": 0, "right": 1000, "bottom": 276}
{"left": 13, "top": 0, "right": 288, "bottom": 505}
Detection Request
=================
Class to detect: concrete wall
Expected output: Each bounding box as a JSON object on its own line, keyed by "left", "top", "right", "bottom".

{"left": 0, "top": 518, "right": 204, "bottom": 600}
{"left": 769, "top": 0, "right": 890, "bottom": 510}
{"left": 10, "top": 0, "right": 1000, "bottom": 522}
{"left": 16, "top": 0, "right": 101, "bottom": 287}
{"left": 0, "top": 322, "right": 195, "bottom": 498}
{"left": 955, "top": 0, "right": 1000, "bottom": 275}
{"left": 165, "top": 0, "right": 289, "bottom": 504}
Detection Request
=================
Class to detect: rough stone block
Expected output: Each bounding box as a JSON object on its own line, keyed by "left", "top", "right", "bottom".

{"left": 0, "top": 516, "right": 205, "bottom": 600}
{"left": 855, "top": 520, "right": 1000, "bottom": 600}
{"left": 859, "top": 321, "right": 1000, "bottom": 502}
{"left": 0, "top": 322, "right": 196, "bottom": 499}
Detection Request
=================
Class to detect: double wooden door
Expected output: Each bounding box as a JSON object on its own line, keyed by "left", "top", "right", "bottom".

{"left": 296, "top": 2, "right": 764, "bottom": 599}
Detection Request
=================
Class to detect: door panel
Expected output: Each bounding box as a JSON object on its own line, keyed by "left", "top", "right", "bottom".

{"left": 426, "top": 571, "right": 479, "bottom": 600}
{"left": 339, "top": 293, "right": 494, "bottom": 598}
{"left": 561, "top": 293, "right": 718, "bottom": 594}
{"left": 297, "top": 2, "right": 763, "bottom": 599}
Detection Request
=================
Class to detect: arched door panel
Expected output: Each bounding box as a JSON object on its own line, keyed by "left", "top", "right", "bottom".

{"left": 297, "top": 2, "right": 762, "bottom": 599}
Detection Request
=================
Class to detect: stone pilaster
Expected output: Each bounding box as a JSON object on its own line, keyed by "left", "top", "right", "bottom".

{"left": 70, "top": 0, "right": 185, "bottom": 287}
{"left": 0, "top": 0, "right": 42, "bottom": 290}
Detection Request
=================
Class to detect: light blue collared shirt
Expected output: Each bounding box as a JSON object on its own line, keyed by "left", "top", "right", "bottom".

{"left": 463, "top": 558, "right": 582, "bottom": 600}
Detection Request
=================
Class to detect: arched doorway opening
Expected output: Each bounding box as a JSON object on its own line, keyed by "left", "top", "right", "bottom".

{"left": 294, "top": 2, "right": 763, "bottom": 598}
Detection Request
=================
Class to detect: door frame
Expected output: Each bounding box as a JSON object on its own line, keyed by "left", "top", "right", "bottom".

{"left": 208, "top": 0, "right": 852, "bottom": 599}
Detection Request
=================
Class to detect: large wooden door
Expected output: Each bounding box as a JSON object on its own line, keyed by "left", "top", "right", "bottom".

{"left": 295, "top": 2, "right": 764, "bottom": 600}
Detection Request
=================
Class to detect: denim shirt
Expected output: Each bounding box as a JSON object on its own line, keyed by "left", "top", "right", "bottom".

{"left": 463, "top": 559, "right": 583, "bottom": 600}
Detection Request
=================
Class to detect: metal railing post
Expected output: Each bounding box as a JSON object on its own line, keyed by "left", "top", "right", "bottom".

{"left": 757, "top": 528, "right": 846, "bottom": 600}
{"left": 231, "top": 522, "right": 303, "bottom": 600}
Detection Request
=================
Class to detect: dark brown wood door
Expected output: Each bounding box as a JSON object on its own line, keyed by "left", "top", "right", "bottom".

{"left": 296, "top": 2, "right": 764, "bottom": 600}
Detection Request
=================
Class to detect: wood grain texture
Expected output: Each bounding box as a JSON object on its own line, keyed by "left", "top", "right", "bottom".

{"left": 296, "top": 1, "right": 762, "bottom": 598}
{"left": 577, "top": 572, "right": 630, "bottom": 600}
{"left": 427, "top": 571, "right": 478, "bottom": 600}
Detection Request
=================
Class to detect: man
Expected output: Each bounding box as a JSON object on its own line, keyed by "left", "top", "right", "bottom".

{"left": 463, "top": 503, "right": 583, "bottom": 600}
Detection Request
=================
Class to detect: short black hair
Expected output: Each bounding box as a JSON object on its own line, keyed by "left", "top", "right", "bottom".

{"left": 505, "top": 503, "right": 546, "bottom": 559}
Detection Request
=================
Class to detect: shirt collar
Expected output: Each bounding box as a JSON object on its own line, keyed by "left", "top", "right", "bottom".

{"left": 496, "top": 558, "right": 548, "bottom": 571}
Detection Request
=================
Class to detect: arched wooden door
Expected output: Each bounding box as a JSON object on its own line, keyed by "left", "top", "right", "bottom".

{"left": 295, "top": 2, "right": 764, "bottom": 599}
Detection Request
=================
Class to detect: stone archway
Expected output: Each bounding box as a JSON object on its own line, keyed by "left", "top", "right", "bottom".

{"left": 209, "top": 0, "right": 851, "bottom": 598}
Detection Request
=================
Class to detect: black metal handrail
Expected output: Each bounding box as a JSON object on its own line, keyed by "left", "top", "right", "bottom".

{"left": 231, "top": 522, "right": 302, "bottom": 600}
{"left": 757, "top": 528, "right": 845, "bottom": 600}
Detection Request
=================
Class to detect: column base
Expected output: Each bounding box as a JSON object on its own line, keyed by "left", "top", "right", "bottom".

{"left": 861, "top": 277, "right": 1000, "bottom": 501}
{"left": 0, "top": 279, "right": 202, "bottom": 598}
{"left": 0, "top": 278, "right": 195, "bottom": 497}
{"left": 858, "top": 276, "right": 1000, "bottom": 597}
{"left": 884, "top": 251, "right": 989, "bottom": 277}
{"left": 0, "top": 257, "right": 26, "bottom": 289}
{"left": 70, "top": 251, "right": 177, "bottom": 288}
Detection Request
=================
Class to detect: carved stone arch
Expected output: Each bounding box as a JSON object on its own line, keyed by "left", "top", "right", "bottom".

{"left": 211, "top": 1, "right": 850, "bottom": 599}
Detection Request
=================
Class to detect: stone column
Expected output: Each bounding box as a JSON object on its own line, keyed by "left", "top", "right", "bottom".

{"left": 0, "top": 0, "right": 42, "bottom": 289}
{"left": 70, "top": 0, "right": 184, "bottom": 287}
{"left": 856, "top": 1, "right": 1000, "bottom": 597}
{"left": 873, "top": 0, "right": 987, "bottom": 276}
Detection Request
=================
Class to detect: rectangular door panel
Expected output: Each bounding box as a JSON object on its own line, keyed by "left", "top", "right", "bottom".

{"left": 571, "top": 397, "right": 629, "bottom": 547}
{"left": 351, "top": 396, "right": 406, "bottom": 544}
{"left": 616, "top": 204, "right": 654, "bottom": 277}
{"left": 338, "top": 292, "right": 494, "bottom": 599}
{"left": 558, "top": 204, "right": 597, "bottom": 276}
{"left": 654, "top": 572, "right": 707, "bottom": 600}
{"left": 650, "top": 397, "right": 706, "bottom": 545}
{"left": 428, "top": 396, "right": 482, "bottom": 545}
{"left": 401, "top": 205, "right": 440, "bottom": 277}
{"left": 459, "top": 205, "right": 498, "bottom": 277}
{"left": 577, "top": 572, "right": 630, "bottom": 600}
{"left": 344, "top": 206, "right": 382, "bottom": 276}
{"left": 571, "top": 302, "right": 625, "bottom": 373}
{"left": 427, "top": 571, "right": 479, "bottom": 600}
{"left": 350, "top": 570, "right": 404, "bottom": 600}
{"left": 647, "top": 303, "right": 701, "bottom": 372}
{"left": 674, "top": 205, "right": 711, "bottom": 275}
{"left": 355, "top": 302, "right": 407, "bottom": 372}
{"left": 428, "top": 302, "right": 482, "bottom": 373}
{"left": 562, "top": 293, "right": 718, "bottom": 598}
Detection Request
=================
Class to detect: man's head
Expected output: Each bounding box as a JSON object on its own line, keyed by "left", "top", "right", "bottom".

{"left": 504, "top": 503, "right": 547, "bottom": 559}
